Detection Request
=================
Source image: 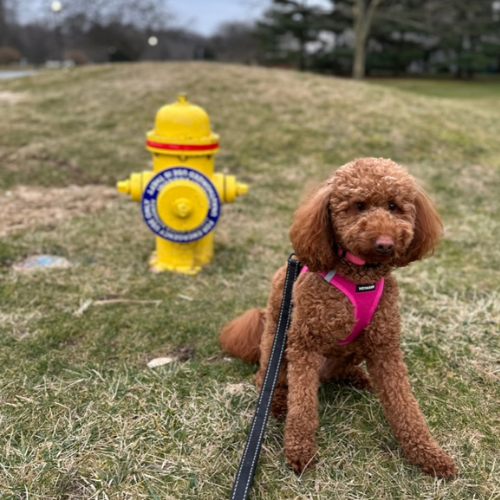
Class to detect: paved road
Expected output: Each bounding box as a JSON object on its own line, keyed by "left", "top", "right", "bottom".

{"left": 0, "top": 70, "right": 38, "bottom": 80}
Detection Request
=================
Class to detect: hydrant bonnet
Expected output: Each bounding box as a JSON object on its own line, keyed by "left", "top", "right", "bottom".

{"left": 146, "top": 93, "right": 219, "bottom": 154}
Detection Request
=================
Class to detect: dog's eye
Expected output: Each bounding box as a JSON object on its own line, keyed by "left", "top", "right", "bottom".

{"left": 388, "top": 202, "right": 397, "bottom": 212}
{"left": 356, "top": 202, "right": 366, "bottom": 211}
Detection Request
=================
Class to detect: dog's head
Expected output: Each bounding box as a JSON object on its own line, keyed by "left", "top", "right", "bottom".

{"left": 289, "top": 158, "right": 443, "bottom": 272}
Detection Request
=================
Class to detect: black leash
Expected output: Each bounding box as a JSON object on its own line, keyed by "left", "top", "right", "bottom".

{"left": 229, "top": 254, "right": 302, "bottom": 500}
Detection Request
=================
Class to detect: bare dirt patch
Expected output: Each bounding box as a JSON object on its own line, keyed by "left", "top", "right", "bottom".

{"left": 0, "top": 184, "right": 120, "bottom": 237}
{"left": 0, "top": 91, "right": 28, "bottom": 104}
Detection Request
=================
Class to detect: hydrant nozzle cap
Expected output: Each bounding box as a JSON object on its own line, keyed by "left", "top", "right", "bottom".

{"left": 117, "top": 179, "right": 131, "bottom": 194}
{"left": 236, "top": 183, "right": 249, "bottom": 196}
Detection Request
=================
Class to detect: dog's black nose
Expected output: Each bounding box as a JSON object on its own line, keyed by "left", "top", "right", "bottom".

{"left": 374, "top": 236, "right": 394, "bottom": 254}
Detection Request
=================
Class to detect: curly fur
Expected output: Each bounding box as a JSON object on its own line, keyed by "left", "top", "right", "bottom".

{"left": 220, "top": 157, "right": 457, "bottom": 478}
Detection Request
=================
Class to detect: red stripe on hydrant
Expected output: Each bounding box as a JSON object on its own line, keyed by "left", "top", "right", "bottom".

{"left": 146, "top": 140, "right": 219, "bottom": 151}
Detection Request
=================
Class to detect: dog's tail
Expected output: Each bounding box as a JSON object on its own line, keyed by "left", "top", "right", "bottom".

{"left": 219, "top": 308, "right": 265, "bottom": 364}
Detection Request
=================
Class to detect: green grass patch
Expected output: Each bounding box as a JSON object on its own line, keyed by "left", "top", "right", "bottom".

{"left": 367, "top": 75, "right": 500, "bottom": 100}
{"left": 1, "top": 63, "right": 500, "bottom": 498}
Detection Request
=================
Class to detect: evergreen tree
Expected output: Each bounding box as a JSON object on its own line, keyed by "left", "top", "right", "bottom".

{"left": 423, "top": 0, "right": 500, "bottom": 77}
{"left": 255, "top": 0, "right": 326, "bottom": 71}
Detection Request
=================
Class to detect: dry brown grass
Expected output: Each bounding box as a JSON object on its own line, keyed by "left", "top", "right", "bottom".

{"left": 0, "top": 91, "right": 27, "bottom": 104}
{"left": 0, "top": 185, "right": 119, "bottom": 237}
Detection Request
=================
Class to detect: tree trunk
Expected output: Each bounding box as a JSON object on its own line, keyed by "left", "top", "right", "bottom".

{"left": 0, "top": 0, "right": 6, "bottom": 45}
{"left": 298, "top": 38, "right": 306, "bottom": 71}
{"left": 352, "top": 0, "right": 382, "bottom": 80}
{"left": 353, "top": 37, "right": 366, "bottom": 79}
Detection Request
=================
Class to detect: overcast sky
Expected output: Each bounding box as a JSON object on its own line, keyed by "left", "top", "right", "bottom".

{"left": 170, "top": 0, "right": 267, "bottom": 35}
{"left": 169, "top": 0, "right": 332, "bottom": 36}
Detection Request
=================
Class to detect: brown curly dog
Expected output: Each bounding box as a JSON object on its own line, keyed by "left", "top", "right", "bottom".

{"left": 220, "top": 157, "right": 457, "bottom": 478}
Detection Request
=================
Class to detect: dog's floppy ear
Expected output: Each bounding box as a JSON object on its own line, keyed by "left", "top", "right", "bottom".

{"left": 289, "top": 183, "right": 339, "bottom": 272}
{"left": 399, "top": 187, "right": 443, "bottom": 266}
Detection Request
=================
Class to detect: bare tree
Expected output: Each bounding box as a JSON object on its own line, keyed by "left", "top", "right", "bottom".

{"left": 18, "top": 24, "right": 54, "bottom": 63}
{"left": 0, "top": 0, "right": 5, "bottom": 46}
{"left": 207, "top": 22, "right": 258, "bottom": 64}
{"left": 39, "top": 0, "right": 171, "bottom": 30}
{"left": 0, "top": 0, "right": 16, "bottom": 46}
{"left": 352, "top": 0, "right": 383, "bottom": 79}
{"left": 17, "top": 0, "right": 173, "bottom": 63}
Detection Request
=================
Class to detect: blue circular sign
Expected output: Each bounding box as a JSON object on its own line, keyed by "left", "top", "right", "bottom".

{"left": 141, "top": 167, "right": 221, "bottom": 243}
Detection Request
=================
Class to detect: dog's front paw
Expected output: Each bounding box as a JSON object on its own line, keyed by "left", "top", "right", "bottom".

{"left": 285, "top": 444, "right": 318, "bottom": 474}
{"left": 420, "top": 449, "right": 457, "bottom": 479}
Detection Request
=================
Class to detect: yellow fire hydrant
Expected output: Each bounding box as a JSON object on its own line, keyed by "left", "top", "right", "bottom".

{"left": 117, "top": 94, "right": 248, "bottom": 275}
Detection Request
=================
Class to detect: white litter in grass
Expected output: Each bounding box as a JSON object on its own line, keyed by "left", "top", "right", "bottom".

{"left": 147, "top": 357, "right": 176, "bottom": 368}
{"left": 13, "top": 255, "right": 71, "bottom": 272}
{"left": 74, "top": 299, "right": 93, "bottom": 317}
{"left": 92, "top": 299, "right": 161, "bottom": 306}
{"left": 73, "top": 298, "right": 161, "bottom": 316}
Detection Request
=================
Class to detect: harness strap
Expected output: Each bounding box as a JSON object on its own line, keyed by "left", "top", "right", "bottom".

{"left": 230, "top": 254, "right": 302, "bottom": 500}
{"left": 300, "top": 266, "right": 384, "bottom": 345}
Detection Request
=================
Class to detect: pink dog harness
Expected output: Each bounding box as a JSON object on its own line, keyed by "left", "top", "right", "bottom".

{"left": 300, "top": 264, "right": 384, "bottom": 345}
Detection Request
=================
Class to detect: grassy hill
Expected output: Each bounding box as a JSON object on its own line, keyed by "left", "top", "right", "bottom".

{"left": 1, "top": 62, "right": 500, "bottom": 499}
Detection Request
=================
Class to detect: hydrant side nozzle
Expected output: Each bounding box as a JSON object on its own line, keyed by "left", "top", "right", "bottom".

{"left": 236, "top": 183, "right": 248, "bottom": 196}
{"left": 224, "top": 175, "right": 249, "bottom": 203}
{"left": 116, "top": 171, "right": 154, "bottom": 202}
{"left": 212, "top": 173, "right": 248, "bottom": 204}
{"left": 117, "top": 179, "right": 131, "bottom": 195}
